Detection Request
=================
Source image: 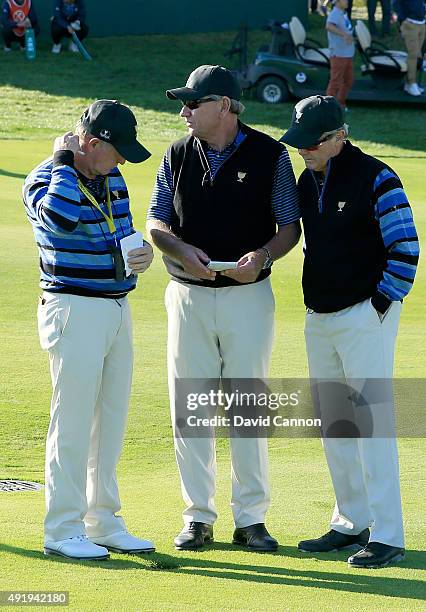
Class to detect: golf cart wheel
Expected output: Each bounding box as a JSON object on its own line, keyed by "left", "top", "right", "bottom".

{"left": 256, "top": 77, "right": 289, "bottom": 104}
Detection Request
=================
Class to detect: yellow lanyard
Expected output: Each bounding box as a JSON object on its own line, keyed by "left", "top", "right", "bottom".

{"left": 77, "top": 176, "right": 116, "bottom": 235}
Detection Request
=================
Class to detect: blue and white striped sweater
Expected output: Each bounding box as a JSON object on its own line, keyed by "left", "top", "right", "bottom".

{"left": 373, "top": 168, "right": 419, "bottom": 302}
{"left": 23, "top": 156, "right": 137, "bottom": 297}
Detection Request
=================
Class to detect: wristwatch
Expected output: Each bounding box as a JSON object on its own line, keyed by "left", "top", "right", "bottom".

{"left": 259, "top": 246, "right": 273, "bottom": 269}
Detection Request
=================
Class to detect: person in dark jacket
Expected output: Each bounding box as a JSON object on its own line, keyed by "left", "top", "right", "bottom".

{"left": 51, "top": 0, "right": 88, "bottom": 54}
{"left": 367, "top": 0, "right": 392, "bottom": 36}
{"left": 281, "top": 95, "right": 419, "bottom": 569}
{"left": 2, "top": 0, "right": 39, "bottom": 52}
{"left": 147, "top": 65, "right": 301, "bottom": 553}
{"left": 393, "top": 0, "right": 425, "bottom": 95}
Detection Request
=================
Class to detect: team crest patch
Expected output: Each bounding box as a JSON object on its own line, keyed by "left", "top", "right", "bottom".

{"left": 237, "top": 171, "right": 247, "bottom": 183}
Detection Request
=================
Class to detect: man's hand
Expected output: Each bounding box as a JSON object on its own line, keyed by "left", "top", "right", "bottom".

{"left": 53, "top": 132, "right": 80, "bottom": 155}
{"left": 127, "top": 242, "right": 154, "bottom": 274}
{"left": 22, "top": 17, "right": 32, "bottom": 29}
{"left": 146, "top": 219, "right": 215, "bottom": 281}
{"left": 179, "top": 244, "right": 216, "bottom": 281}
{"left": 67, "top": 25, "right": 74, "bottom": 34}
{"left": 221, "top": 250, "right": 265, "bottom": 284}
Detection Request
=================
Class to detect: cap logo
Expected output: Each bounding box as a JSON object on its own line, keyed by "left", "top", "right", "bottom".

{"left": 337, "top": 201, "right": 346, "bottom": 212}
{"left": 294, "top": 100, "right": 305, "bottom": 124}
{"left": 237, "top": 171, "right": 247, "bottom": 183}
{"left": 100, "top": 129, "right": 111, "bottom": 140}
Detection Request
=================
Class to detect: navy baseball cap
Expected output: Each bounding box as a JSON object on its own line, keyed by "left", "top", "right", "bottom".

{"left": 280, "top": 95, "right": 344, "bottom": 148}
{"left": 80, "top": 100, "right": 151, "bottom": 163}
{"left": 166, "top": 65, "right": 242, "bottom": 101}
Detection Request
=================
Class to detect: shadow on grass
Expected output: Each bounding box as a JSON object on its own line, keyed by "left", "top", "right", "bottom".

{"left": 1, "top": 543, "right": 425, "bottom": 600}
{"left": 0, "top": 168, "right": 27, "bottom": 180}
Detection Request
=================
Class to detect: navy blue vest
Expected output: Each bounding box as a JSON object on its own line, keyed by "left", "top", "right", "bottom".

{"left": 299, "top": 141, "right": 388, "bottom": 312}
{"left": 164, "top": 123, "right": 283, "bottom": 287}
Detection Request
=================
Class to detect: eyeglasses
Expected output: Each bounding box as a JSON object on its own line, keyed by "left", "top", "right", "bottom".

{"left": 303, "top": 134, "right": 337, "bottom": 151}
{"left": 180, "top": 97, "right": 218, "bottom": 110}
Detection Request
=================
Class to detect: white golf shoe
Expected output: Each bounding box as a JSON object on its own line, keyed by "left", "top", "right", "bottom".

{"left": 89, "top": 530, "right": 155, "bottom": 554}
{"left": 51, "top": 43, "right": 61, "bottom": 54}
{"left": 69, "top": 41, "right": 79, "bottom": 53}
{"left": 404, "top": 83, "right": 422, "bottom": 96}
{"left": 44, "top": 535, "right": 109, "bottom": 560}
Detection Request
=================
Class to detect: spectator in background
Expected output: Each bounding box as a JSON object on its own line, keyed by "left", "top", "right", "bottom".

{"left": 394, "top": 0, "right": 425, "bottom": 95}
{"left": 325, "top": 0, "right": 355, "bottom": 110}
{"left": 2, "top": 0, "right": 39, "bottom": 52}
{"left": 51, "top": 0, "right": 88, "bottom": 54}
{"left": 315, "top": 0, "right": 353, "bottom": 18}
{"left": 367, "top": 0, "right": 392, "bottom": 36}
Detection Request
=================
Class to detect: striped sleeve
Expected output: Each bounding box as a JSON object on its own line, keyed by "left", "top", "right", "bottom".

{"left": 372, "top": 168, "right": 419, "bottom": 309}
{"left": 147, "top": 153, "right": 174, "bottom": 224}
{"left": 271, "top": 148, "right": 301, "bottom": 226}
{"left": 23, "top": 155, "right": 82, "bottom": 234}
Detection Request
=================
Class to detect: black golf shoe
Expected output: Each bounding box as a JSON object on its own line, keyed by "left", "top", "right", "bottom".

{"left": 298, "top": 528, "right": 369, "bottom": 553}
{"left": 174, "top": 522, "right": 214, "bottom": 550}
{"left": 233, "top": 523, "right": 278, "bottom": 552}
{"left": 348, "top": 542, "right": 405, "bottom": 568}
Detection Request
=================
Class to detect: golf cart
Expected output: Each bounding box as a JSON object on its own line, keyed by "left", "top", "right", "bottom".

{"left": 226, "top": 17, "right": 425, "bottom": 105}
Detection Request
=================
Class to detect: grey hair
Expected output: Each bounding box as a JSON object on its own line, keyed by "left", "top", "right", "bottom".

{"left": 321, "top": 123, "right": 349, "bottom": 140}
{"left": 74, "top": 122, "right": 111, "bottom": 148}
{"left": 229, "top": 98, "right": 245, "bottom": 115}
{"left": 75, "top": 120, "right": 89, "bottom": 138}
{"left": 206, "top": 94, "right": 246, "bottom": 115}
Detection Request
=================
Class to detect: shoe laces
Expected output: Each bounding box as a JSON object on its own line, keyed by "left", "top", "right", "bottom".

{"left": 187, "top": 522, "right": 205, "bottom": 533}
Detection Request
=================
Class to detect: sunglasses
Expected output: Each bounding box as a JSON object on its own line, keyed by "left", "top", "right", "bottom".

{"left": 303, "top": 134, "right": 337, "bottom": 151}
{"left": 180, "top": 97, "right": 218, "bottom": 110}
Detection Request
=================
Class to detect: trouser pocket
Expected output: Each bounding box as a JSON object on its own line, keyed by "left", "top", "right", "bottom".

{"left": 37, "top": 293, "right": 71, "bottom": 350}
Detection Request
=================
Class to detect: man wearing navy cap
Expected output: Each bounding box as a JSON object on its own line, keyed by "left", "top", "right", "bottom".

{"left": 24, "top": 100, "right": 155, "bottom": 560}
{"left": 281, "top": 95, "right": 419, "bottom": 568}
{"left": 147, "top": 65, "right": 301, "bottom": 551}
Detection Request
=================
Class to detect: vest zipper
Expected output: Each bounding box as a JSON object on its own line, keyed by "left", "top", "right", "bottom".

{"left": 310, "top": 161, "right": 331, "bottom": 214}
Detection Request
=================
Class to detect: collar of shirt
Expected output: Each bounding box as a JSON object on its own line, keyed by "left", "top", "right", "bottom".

{"left": 77, "top": 171, "right": 106, "bottom": 200}
{"left": 205, "top": 128, "right": 246, "bottom": 157}
{"left": 203, "top": 129, "right": 247, "bottom": 179}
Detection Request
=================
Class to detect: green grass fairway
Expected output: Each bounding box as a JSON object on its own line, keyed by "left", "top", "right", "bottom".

{"left": 1, "top": 136, "right": 425, "bottom": 611}
{"left": 0, "top": 11, "right": 425, "bottom": 609}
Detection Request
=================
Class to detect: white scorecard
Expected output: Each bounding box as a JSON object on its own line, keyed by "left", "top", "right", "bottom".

{"left": 207, "top": 261, "right": 238, "bottom": 272}
{"left": 120, "top": 231, "right": 144, "bottom": 276}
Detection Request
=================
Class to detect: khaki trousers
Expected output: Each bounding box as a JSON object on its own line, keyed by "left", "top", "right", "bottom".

{"left": 166, "top": 278, "right": 275, "bottom": 527}
{"left": 401, "top": 20, "right": 426, "bottom": 84}
{"left": 305, "top": 298, "right": 404, "bottom": 548}
{"left": 39, "top": 293, "right": 133, "bottom": 543}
